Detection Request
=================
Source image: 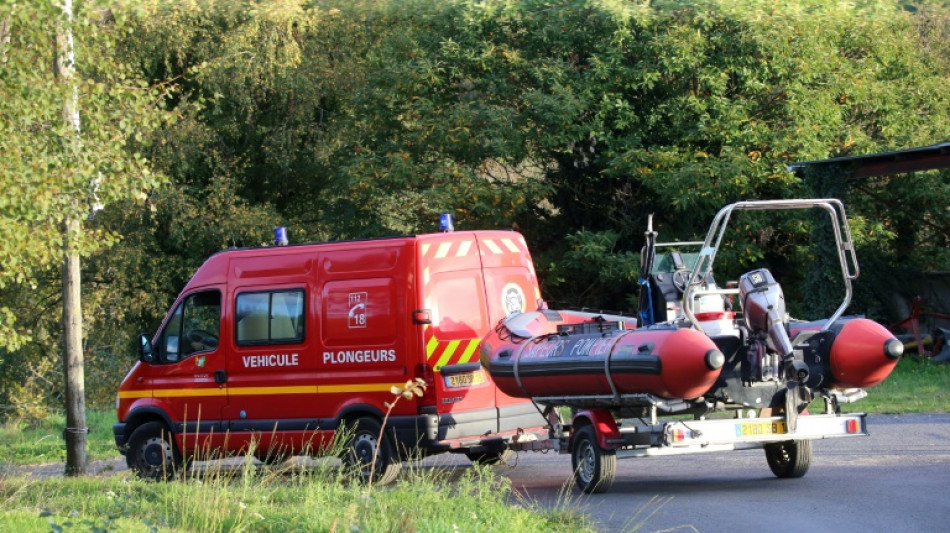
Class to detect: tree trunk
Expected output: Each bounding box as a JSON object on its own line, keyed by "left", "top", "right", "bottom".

{"left": 56, "top": 0, "right": 87, "bottom": 477}
{"left": 1, "top": 16, "right": 10, "bottom": 64}
{"left": 62, "top": 219, "right": 86, "bottom": 476}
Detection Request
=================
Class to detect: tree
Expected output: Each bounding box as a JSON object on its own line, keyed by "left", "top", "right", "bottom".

{"left": 0, "top": 1, "right": 169, "bottom": 470}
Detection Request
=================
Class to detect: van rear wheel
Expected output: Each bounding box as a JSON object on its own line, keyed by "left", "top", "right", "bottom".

{"left": 342, "top": 417, "right": 401, "bottom": 485}
{"left": 126, "top": 421, "right": 181, "bottom": 481}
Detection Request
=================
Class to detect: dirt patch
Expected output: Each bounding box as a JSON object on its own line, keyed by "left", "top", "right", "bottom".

{"left": 1, "top": 458, "right": 127, "bottom": 479}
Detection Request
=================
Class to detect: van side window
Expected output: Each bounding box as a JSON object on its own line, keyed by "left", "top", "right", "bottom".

{"left": 236, "top": 289, "right": 305, "bottom": 345}
{"left": 158, "top": 290, "right": 221, "bottom": 362}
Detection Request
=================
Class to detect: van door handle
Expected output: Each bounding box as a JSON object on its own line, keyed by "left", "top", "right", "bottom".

{"left": 214, "top": 370, "right": 227, "bottom": 384}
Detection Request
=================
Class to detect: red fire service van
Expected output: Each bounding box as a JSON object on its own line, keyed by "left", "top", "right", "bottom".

{"left": 114, "top": 223, "right": 548, "bottom": 483}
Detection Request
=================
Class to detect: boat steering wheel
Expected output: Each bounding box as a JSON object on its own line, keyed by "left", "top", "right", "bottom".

{"left": 672, "top": 270, "right": 691, "bottom": 293}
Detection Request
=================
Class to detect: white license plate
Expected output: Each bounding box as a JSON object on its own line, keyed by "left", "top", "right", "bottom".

{"left": 736, "top": 421, "right": 786, "bottom": 437}
{"left": 445, "top": 371, "right": 486, "bottom": 388}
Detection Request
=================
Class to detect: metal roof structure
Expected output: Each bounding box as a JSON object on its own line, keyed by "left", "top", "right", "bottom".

{"left": 788, "top": 142, "right": 950, "bottom": 179}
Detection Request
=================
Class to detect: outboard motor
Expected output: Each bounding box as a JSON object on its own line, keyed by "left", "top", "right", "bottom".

{"left": 739, "top": 268, "right": 810, "bottom": 381}
{"left": 739, "top": 268, "right": 814, "bottom": 428}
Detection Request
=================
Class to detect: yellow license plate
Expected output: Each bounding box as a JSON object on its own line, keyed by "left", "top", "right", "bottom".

{"left": 736, "top": 421, "right": 786, "bottom": 437}
{"left": 445, "top": 371, "right": 486, "bottom": 388}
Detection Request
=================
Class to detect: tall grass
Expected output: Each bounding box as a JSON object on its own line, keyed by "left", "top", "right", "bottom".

{"left": 0, "top": 458, "right": 596, "bottom": 532}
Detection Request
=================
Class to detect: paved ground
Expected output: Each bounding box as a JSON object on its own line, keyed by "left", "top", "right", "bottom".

{"left": 498, "top": 413, "right": 950, "bottom": 533}
{"left": 6, "top": 414, "right": 949, "bottom": 533}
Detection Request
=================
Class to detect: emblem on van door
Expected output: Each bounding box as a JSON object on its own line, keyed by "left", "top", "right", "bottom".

{"left": 501, "top": 283, "right": 526, "bottom": 316}
{"left": 348, "top": 292, "right": 367, "bottom": 328}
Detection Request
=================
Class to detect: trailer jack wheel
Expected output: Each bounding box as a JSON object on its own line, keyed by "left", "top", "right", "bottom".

{"left": 765, "top": 439, "right": 812, "bottom": 478}
{"left": 571, "top": 425, "right": 616, "bottom": 494}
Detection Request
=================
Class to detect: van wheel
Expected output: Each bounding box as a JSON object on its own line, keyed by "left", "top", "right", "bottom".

{"left": 126, "top": 421, "right": 181, "bottom": 481}
{"left": 465, "top": 448, "right": 516, "bottom": 466}
{"left": 571, "top": 425, "right": 616, "bottom": 494}
{"left": 342, "top": 417, "right": 401, "bottom": 485}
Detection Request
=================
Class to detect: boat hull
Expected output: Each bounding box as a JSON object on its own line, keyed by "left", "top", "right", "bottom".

{"left": 481, "top": 316, "right": 725, "bottom": 400}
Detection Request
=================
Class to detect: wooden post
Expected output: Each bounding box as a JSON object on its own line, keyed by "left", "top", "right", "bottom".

{"left": 62, "top": 218, "right": 87, "bottom": 476}
{"left": 55, "top": 0, "right": 87, "bottom": 477}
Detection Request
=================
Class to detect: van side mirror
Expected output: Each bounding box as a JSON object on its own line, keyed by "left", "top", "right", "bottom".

{"left": 137, "top": 333, "right": 154, "bottom": 362}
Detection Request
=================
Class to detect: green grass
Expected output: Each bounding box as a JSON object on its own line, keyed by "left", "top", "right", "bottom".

{"left": 0, "top": 460, "right": 595, "bottom": 533}
{"left": 839, "top": 355, "right": 950, "bottom": 414}
{"left": 0, "top": 410, "right": 116, "bottom": 465}
{"left": 0, "top": 357, "right": 944, "bottom": 532}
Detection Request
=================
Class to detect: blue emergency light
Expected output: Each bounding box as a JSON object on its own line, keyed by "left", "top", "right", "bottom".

{"left": 274, "top": 226, "right": 288, "bottom": 246}
{"left": 439, "top": 213, "right": 454, "bottom": 232}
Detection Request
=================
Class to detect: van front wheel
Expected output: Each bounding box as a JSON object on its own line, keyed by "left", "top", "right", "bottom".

{"left": 126, "top": 421, "right": 181, "bottom": 481}
{"left": 342, "top": 417, "right": 401, "bottom": 485}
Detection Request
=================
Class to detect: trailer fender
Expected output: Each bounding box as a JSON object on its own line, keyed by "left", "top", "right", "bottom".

{"left": 571, "top": 408, "right": 621, "bottom": 451}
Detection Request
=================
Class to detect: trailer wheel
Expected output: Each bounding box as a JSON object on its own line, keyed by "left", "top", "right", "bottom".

{"left": 126, "top": 421, "right": 181, "bottom": 481}
{"left": 342, "top": 417, "right": 402, "bottom": 485}
{"left": 571, "top": 425, "right": 616, "bottom": 494}
{"left": 465, "top": 448, "right": 516, "bottom": 466}
{"left": 765, "top": 439, "right": 812, "bottom": 478}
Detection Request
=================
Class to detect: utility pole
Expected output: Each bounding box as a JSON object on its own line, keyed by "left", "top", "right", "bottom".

{"left": 55, "top": 0, "right": 87, "bottom": 477}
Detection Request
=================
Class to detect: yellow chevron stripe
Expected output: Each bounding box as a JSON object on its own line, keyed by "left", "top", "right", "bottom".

{"left": 435, "top": 340, "right": 460, "bottom": 369}
{"left": 458, "top": 339, "right": 481, "bottom": 364}
{"left": 426, "top": 335, "right": 440, "bottom": 359}
{"left": 421, "top": 243, "right": 431, "bottom": 257}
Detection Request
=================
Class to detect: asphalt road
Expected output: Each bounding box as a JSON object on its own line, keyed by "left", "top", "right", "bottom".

{"left": 496, "top": 413, "right": 950, "bottom": 533}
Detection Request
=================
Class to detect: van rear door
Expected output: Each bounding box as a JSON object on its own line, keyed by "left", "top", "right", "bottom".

{"left": 417, "top": 233, "right": 496, "bottom": 435}
{"left": 475, "top": 232, "right": 548, "bottom": 431}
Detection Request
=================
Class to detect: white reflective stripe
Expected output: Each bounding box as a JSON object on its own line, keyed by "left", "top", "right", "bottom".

{"left": 435, "top": 242, "right": 452, "bottom": 259}
{"left": 457, "top": 240, "right": 473, "bottom": 257}
{"left": 423, "top": 266, "right": 430, "bottom": 285}
{"left": 501, "top": 238, "right": 520, "bottom": 253}
{"left": 483, "top": 240, "right": 503, "bottom": 254}
{"left": 421, "top": 243, "right": 431, "bottom": 257}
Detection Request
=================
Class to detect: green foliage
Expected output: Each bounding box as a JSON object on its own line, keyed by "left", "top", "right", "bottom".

{"left": 0, "top": 0, "right": 171, "bottom": 416}
{"left": 2, "top": 0, "right": 950, "bottom": 416}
